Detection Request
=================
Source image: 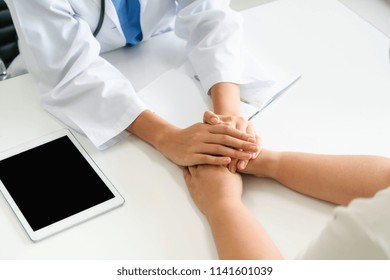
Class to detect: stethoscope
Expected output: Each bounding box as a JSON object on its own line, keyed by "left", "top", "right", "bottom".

{"left": 93, "top": 0, "right": 105, "bottom": 37}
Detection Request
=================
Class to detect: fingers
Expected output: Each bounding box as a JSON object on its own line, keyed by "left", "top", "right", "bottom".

{"left": 199, "top": 144, "right": 254, "bottom": 161}
{"left": 203, "top": 111, "right": 221, "bottom": 125}
{"left": 237, "top": 123, "right": 257, "bottom": 170}
{"left": 203, "top": 120, "right": 259, "bottom": 170}
{"left": 176, "top": 117, "right": 261, "bottom": 167}
{"left": 255, "top": 134, "right": 262, "bottom": 157}
{"left": 246, "top": 122, "right": 256, "bottom": 140}
{"left": 189, "top": 154, "right": 232, "bottom": 166}
{"left": 203, "top": 114, "right": 258, "bottom": 149}
{"left": 208, "top": 124, "right": 256, "bottom": 144}
{"left": 228, "top": 158, "right": 239, "bottom": 173}
{"left": 209, "top": 133, "right": 259, "bottom": 154}
{"left": 232, "top": 119, "right": 251, "bottom": 172}
{"left": 183, "top": 167, "right": 190, "bottom": 181}
{"left": 183, "top": 165, "right": 198, "bottom": 180}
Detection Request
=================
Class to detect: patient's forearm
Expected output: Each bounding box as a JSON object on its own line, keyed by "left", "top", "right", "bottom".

{"left": 243, "top": 150, "right": 390, "bottom": 205}
{"left": 206, "top": 201, "right": 282, "bottom": 260}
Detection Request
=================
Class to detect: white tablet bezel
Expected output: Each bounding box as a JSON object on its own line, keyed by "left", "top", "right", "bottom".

{"left": 0, "top": 128, "right": 125, "bottom": 242}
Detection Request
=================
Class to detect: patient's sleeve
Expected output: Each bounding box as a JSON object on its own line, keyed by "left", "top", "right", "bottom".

{"left": 296, "top": 187, "right": 390, "bottom": 260}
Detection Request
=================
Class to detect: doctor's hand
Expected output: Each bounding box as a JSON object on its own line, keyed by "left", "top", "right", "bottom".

{"left": 127, "top": 110, "right": 259, "bottom": 167}
{"left": 203, "top": 111, "right": 261, "bottom": 173}
{"left": 158, "top": 122, "right": 259, "bottom": 167}
{"left": 183, "top": 165, "right": 243, "bottom": 217}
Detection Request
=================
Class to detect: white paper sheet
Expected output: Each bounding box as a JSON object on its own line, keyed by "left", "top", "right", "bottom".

{"left": 137, "top": 69, "right": 259, "bottom": 128}
{"left": 137, "top": 68, "right": 300, "bottom": 128}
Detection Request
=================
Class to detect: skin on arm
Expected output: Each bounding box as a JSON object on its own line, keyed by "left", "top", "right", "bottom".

{"left": 210, "top": 82, "right": 241, "bottom": 116}
{"left": 241, "top": 149, "right": 390, "bottom": 205}
{"left": 126, "top": 109, "right": 259, "bottom": 166}
{"left": 183, "top": 165, "right": 282, "bottom": 260}
{"left": 209, "top": 83, "right": 259, "bottom": 172}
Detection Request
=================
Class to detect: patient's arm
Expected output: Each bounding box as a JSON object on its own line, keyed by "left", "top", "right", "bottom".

{"left": 183, "top": 165, "right": 282, "bottom": 260}
{"left": 241, "top": 149, "right": 390, "bottom": 205}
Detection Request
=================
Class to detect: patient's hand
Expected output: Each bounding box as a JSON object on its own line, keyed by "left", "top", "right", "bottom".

{"left": 183, "top": 165, "right": 243, "bottom": 217}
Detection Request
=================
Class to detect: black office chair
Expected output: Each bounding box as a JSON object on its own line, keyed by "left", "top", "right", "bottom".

{"left": 0, "top": 0, "right": 19, "bottom": 68}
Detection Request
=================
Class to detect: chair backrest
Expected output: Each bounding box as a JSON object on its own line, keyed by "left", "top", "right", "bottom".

{"left": 0, "top": 0, "right": 19, "bottom": 68}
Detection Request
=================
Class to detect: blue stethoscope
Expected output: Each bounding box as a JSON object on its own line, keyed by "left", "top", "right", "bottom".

{"left": 93, "top": 0, "right": 105, "bottom": 37}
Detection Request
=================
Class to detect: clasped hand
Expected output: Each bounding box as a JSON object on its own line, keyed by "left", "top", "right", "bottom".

{"left": 158, "top": 117, "right": 259, "bottom": 167}
{"left": 203, "top": 111, "right": 261, "bottom": 172}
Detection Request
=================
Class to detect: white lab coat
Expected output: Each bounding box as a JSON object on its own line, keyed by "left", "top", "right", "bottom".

{"left": 5, "top": 0, "right": 266, "bottom": 149}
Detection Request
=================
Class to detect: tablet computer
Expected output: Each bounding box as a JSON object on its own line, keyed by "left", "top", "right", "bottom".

{"left": 0, "top": 128, "right": 125, "bottom": 242}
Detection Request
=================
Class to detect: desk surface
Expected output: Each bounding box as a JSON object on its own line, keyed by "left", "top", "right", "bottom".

{"left": 0, "top": 0, "right": 389, "bottom": 260}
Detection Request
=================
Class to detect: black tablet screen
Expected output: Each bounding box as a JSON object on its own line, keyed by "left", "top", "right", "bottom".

{"left": 0, "top": 136, "right": 115, "bottom": 231}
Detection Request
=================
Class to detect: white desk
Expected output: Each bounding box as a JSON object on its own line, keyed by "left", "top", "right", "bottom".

{"left": 1, "top": 0, "right": 389, "bottom": 260}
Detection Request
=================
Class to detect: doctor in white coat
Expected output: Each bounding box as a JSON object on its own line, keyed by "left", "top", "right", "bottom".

{"left": 5, "top": 0, "right": 263, "bottom": 168}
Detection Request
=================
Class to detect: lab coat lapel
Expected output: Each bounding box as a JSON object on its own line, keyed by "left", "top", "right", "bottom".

{"left": 88, "top": 0, "right": 121, "bottom": 29}
{"left": 102, "top": 0, "right": 122, "bottom": 30}
{"left": 86, "top": 0, "right": 126, "bottom": 52}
